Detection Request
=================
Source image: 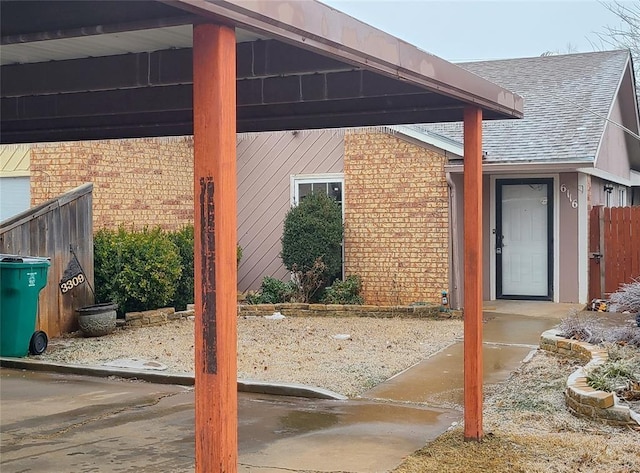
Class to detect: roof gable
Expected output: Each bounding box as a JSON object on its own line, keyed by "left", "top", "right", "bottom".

{"left": 421, "top": 50, "right": 634, "bottom": 165}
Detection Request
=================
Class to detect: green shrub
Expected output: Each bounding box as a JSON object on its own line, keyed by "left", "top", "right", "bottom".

{"left": 321, "top": 275, "right": 364, "bottom": 305}
{"left": 94, "top": 227, "right": 182, "bottom": 315}
{"left": 281, "top": 192, "right": 343, "bottom": 302}
{"left": 245, "top": 276, "right": 296, "bottom": 304}
{"left": 168, "top": 225, "right": 194, "bottom": 311}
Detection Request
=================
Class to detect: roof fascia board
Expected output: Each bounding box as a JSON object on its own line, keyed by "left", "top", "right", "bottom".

{"left": 577, "top": 166, "right": 635, "bottom": 187}
{"left": 628, "top": 54, "right": 640, "bottom": 133}
{"left": 445, "top": 160, "right": 592, "bottom": 174}
{"left": 170, "top": 0, "right": 523, "bottom": 119}
{"left": 593, "top": 52, "right": 631, "bottom": 169}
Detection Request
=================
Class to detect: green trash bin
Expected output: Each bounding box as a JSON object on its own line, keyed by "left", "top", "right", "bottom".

{"left": 0, "top": 255, "right": 50, "bottom": 357}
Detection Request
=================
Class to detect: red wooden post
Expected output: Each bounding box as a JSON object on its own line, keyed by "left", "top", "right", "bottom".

{"left": 463, "top": 106, "right": 483, "bottom": 441}
{"left": 193, "top": 23, "right": 238, "bottom": 472}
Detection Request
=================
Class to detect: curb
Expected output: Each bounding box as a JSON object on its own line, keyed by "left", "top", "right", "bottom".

{"left": 0, "top": 357, "right": 347, "bottom": 401}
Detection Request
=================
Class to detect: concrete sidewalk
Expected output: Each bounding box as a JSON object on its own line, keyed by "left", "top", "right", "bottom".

{"left": 1, "top": 310, "right": 562, "bottom": 472}
{"left": 362, "top": 311, "right": 560, "bottom": 407}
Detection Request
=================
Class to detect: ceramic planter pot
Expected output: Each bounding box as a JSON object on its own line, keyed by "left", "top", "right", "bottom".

{"left": 77, "top": 302, "right": 117, "bottom": 337}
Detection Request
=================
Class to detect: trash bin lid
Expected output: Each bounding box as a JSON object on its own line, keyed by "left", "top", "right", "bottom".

{"left": 0, "top": 254, "right": 50, "bottom": 265}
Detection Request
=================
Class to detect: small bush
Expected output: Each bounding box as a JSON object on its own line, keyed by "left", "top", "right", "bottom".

{"left": 94, "top": 227, "right": 182, "bottom": 316}
{"left": 290, "top": 258, "right": 328, "bottom": 303}
{"left": 609, "top": 278, "right": 640, "bottom": 313}
{"left": 322, "top": 275, "right": 364, "bottom": 305}
{"left": 603, "top": 326, "right": 640, "bottom": 348}
{"left": 168, "top": 225, "right": 194, "bottom": 311}
{"left": 558, "top": 311, "right": 640, "bottom": 347}
{"left": 245, "top": 276, "right": 296, "bottom": 304}
{"left": 557, "top": 311, "right": 604, "bottom": 344}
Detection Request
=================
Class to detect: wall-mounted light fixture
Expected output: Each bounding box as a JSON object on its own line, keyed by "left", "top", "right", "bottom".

{"left": 604, "top": 184, "right": 614, "bottom": 194}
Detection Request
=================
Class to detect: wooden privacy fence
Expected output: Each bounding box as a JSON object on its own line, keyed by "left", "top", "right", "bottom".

{"left": 588, "top": 205, "right": 640, "bottom": 301}
{"left": 0, "top": 183, "right": 94, "bottom": 337}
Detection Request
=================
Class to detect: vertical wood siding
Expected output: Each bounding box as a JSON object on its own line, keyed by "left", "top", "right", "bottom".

{"left": 0, "top": 184, "right": 94, "bottom": 337}
{"left": 237, "top": 130, "right": 344, "bottom": 291}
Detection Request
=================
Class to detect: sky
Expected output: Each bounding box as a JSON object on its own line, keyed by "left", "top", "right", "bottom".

{"left": 321, "top": 1, "right": 627, "bottom": 63}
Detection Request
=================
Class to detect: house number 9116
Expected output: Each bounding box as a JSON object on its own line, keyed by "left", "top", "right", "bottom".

{"left": 560, "top": 184, "right": 578, "bottom": 209}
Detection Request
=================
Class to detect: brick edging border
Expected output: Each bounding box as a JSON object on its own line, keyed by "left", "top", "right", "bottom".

{"left": 540, "top": 329, "right": 640, "bottom": 427}
{"left": 121, "top": 303, "right": 462, "bottom": 328}
{"left": 237, "top": 303, "right": 462, "bottom": 319}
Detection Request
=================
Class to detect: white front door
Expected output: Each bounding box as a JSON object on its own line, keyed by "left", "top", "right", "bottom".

{"left": 496, "top": 179, "right": 553, "bottom": 299}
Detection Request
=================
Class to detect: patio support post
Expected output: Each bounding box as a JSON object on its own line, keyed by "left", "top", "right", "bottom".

{"left": 193, "top": 23, "right": 238, "bottom": 472}
{"left": 463, "top": 106, "right": 484, "bottom": 441}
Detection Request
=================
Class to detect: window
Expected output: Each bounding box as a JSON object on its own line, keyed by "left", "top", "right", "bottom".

{"left": 618, "top": 186, "right": 627, "bottom": 207}
{"left": 291, "top": 174, "right": 344, "bottom": 212}
{"left": 0, "top": 176, "right": 30, "bottom": 221}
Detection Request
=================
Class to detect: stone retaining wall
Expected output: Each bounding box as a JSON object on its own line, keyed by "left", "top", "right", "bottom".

{"left": 540, "top": 329, "right": 640, "bottom": 427}
{"left": 122, "top": 303, "right": 460, "bottom": 328}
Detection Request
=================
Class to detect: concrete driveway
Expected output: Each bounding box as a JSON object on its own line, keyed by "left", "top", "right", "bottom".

{"left": 0, "top": 369, "right": 458, "bottom": 473}
{"left": 1, "top": 308, "right": 566, "bottom": 472}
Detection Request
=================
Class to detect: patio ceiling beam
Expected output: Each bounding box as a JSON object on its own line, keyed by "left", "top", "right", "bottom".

{"left": 1, "top": 83, "right": 453, "bottom": 121}
{"left": 0, "top": 105, "right": 468, "bottom": 144}
{"left": 1, "top": 43, "right": 426, "bottom": 100}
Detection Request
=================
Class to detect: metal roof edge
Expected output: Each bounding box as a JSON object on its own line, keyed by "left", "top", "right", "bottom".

{"left": 173, "top": 0, "right": 523, "bottom": 120}
{"left": 387, "top": 125, "right": 463, "bottom": 156}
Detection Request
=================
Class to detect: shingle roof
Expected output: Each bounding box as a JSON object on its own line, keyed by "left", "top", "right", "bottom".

{"left": 417, "top": 50, "right": 631, "bottom": 163}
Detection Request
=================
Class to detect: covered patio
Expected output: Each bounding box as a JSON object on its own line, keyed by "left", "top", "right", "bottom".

{"left": 0, "top": 1, "right": 523, "bottom": 470}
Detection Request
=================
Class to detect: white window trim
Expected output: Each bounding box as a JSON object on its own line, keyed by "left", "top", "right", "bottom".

{"left": 290, "top": 173, "right": 345, "bottom": 212}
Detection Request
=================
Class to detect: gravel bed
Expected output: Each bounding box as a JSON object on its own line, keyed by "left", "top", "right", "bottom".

{"left": 39, "top": 316, "right": 463, "bottom": 397}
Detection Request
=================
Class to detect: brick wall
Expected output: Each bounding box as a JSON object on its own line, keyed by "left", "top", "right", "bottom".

{"left": 31, "top": 137, "right": 194, "bottom": 231}
{"left": 344, "top": 131, "right": 449, "bottom": 306}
